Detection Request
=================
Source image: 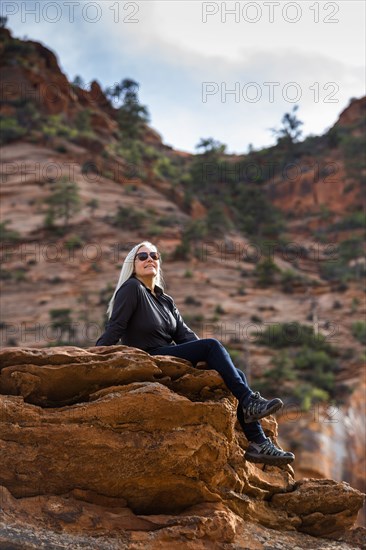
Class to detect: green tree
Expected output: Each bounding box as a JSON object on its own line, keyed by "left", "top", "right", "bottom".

{"left": 255, "top": 351, "right": 297, "bottom": 396}
{"left": 234, "top": 185, "right": 284, "bottom": 238}
{"left": 72, "top": 75, "right": 85, "bottom": 88}
{"left": 173, "top": 219, "right": 208, "bottom": 260}
{"left": 195, "top": 137, "right": 226, "bottom": 155}
{"left": 294, "top": 346, "right": 337, "bottom": 393}
{"left": 256, "top": 322, "right": 332, "bottom": 351}
{"left": 206, "top": 204, "right": 232, "bottom": 234}
{"left": 44, "top": 176, "right": 81, "bottom": 232}
{"left": 293, "top": 384, "right": 330, "bottom": 411}
{"left": 115, "top": 79, "right": 150, "bottom": 140}
{"left": 113, "top": 205, "right": 147, "bottom": 230}
{"left": 254, "top": 258, "right": 280, "bottom": 287}
{"left": 271, "top": 105, "right": 303, "bottom": 157}
{"left": 351, "top": 321, "right": 366, "bottom": 345}
{"left": 0, "top": 116, "right": 27, "bottom": 144}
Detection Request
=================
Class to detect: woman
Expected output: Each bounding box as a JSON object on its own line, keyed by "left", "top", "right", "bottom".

{"left": 96, "top": 241, "right": 295, "bottom": 466}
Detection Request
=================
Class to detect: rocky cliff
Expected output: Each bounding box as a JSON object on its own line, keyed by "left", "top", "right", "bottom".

{"left": 0, "top": 346, "right": 365, "bottom": 549}
{"left": 266, "top": 95, "right": 366, "bottom": 216}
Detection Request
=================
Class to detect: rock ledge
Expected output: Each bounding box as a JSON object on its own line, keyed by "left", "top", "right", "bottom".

{"left": 1, "top": 346, "right": 364, "bottom": 549}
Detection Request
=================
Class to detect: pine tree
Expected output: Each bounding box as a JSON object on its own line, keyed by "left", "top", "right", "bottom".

{"left": 44, "top": 176, "right": 81, "bottom": 232}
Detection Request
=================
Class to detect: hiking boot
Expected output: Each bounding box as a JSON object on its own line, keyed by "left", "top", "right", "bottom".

{"left": 241, "top": 391, "right": 283, "bottom": 423}
{"left": 245, "top": 438, "right": 295, "bottom": 466}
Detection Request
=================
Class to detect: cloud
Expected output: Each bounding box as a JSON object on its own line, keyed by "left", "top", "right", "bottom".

{"left": 5, "top": 0, "right": 365, "bottom": 152}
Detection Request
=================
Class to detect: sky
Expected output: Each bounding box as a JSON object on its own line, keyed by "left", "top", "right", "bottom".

{"left": 3, "top": 0, "right": 366, "bottom": 154}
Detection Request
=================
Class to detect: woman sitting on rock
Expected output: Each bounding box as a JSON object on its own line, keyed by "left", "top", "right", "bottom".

{"left": 96, "top": 241, "right": 295, "bottom": 466}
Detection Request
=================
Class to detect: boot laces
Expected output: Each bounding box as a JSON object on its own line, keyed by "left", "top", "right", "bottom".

{"left": 246, "top": 391, "right": 266, "bottom": 416}
{"left": 259, "top": 438, "right": 284, "bottom": 456}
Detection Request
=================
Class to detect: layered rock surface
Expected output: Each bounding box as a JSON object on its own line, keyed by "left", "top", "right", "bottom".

{"left": 0, "top": 346, "right": 364, "bottom": 549}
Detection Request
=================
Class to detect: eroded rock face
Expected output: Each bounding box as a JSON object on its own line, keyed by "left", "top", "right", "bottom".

{"left": 0, "top": 346, "right": 364, "bottom": 549}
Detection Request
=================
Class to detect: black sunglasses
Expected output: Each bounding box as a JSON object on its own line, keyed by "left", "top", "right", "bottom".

{"left": 135, "top": 251, "right": 160, "bottom": 261}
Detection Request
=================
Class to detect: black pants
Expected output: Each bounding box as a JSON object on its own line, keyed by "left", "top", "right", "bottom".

{"left": 150, "top": 338, "right": 266, "bottom": 443}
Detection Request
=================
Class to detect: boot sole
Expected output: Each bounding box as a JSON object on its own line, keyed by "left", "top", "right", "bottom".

{"left": 245, "top": 452, "right": 295, "bottom": 466}
{"left": 242, "top": 399, "right": 283, "bottom": 423}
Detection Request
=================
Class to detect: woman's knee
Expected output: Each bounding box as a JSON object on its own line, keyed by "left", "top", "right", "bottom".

{"left": 201, "top": 338, "right": 224, "bottom": 350}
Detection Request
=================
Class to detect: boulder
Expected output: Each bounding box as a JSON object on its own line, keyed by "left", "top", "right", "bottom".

{"left": 0, "top": 346, "right": 364, "bottom": 548}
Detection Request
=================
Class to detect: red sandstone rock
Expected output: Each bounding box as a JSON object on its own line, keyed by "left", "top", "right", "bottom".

{"left": 336, "top": 96, "right": 366, "bottom": 128}
{"left": 0, "top": 346, "right": 364, "bottom": 549}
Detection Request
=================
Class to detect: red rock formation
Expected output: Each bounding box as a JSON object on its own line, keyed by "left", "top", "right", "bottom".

{"left": 265, "top": 96, "right": 365, "bottom": 215}
{"left": 0, "top": 27, "right": 118, "bottom": 138}
{"left": 336, "top": 96, "right": 366, "bottom": 129}
{"left": 0, "top": 346, "right": 364, "bottom": 548}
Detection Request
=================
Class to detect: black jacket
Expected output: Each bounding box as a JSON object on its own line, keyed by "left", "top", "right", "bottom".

{"left": 96, "top": 277, "right": 198, "bottom": 351}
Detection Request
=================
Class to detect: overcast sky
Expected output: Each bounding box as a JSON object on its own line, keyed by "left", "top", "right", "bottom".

{"left": 4, "top": 0, "right": 366, "bottom": 153}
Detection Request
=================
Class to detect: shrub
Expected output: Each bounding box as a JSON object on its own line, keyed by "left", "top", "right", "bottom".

{"left": 206, "top": 204, "right": 233, "bottom": 234}
{"left": 263, "top": 351, "right": 297, "bottom": 383}
{"left": 147, "top": 224, "right": 163, "bottom": 237}
{"left": 3, "top": 39, "right": 36, "bottom": 57}
{"left": 0, "top": 116, "right": 26, "bottom": 144}
{"left": 253, "top": 258, "right": 280, "bottom": 287}
{"left": 0, "top": 221, "right": 20, "bottom": 242}
{"left": 351, "top": 321, "right": 366, "bottom": 345}
{"left": 250, "top": 314, "right": 262, "bottom": 323}
{"left": 86, "top": 198, "right": 99, "bottom": 216}
{"left": 13, "top": 268, "right": 27, "bottom": 282}
{"left": 112, "top": 205, "right": 147, "bottom": 230}
{"left": 338, "top": 236, "right": 364, "bottom": 262}
{"left": 184, "top": 296, "right": 202, "bottom": 306}
{"left": 49, "top": 308, "right": 76, "bottom": 343}
{"left": 173, "top": 241, "right": 191, "bottom": 261}
{"left": 320, "top": 236, "right": 365, "bottom": 282}
{"left": 44, "top": 176, "right": 81, "bottom": 232}
{"left": 255, "top": 321, "right": 331, "bottom": 351}
{"left": 81, "top": 161, "right": 99, "bottom": 175}
{"left": 253, "top": 351, "right": 298, "bottom": 399}
{"left": 253, "top": 346, "right": 339, "bottom": 411}
{"left": 292, "top": 384, "right": 330, "bottom": 411}
{"left": 65, "top": 235, "right": 84, "bottom": 250}
{"left": 48, "top": 276, "right": 63, "bottom": 284}
{"left": 294, "top": 346, "right": 338, "bottom": 393}
{"left": 280, "top": 269, "right": 308, "bottom": 293}
{"left": 41, "top": 115, "right": 78, "bottom": 140}
{"left": 331, "top": 211, "right": 366, "bottom": 231}
{"left": 75, "top": 109, "right": 92, "bottom": 133}
{"left": 55, "top": 145, "right": 67, "bottom": 154}
{"left": 153, "top": 156, "right": 178, "bottom": 179}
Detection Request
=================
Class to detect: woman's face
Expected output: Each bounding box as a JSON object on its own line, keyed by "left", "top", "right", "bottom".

{"left": 134, "top": 245, "right": 159, "bottom": 280}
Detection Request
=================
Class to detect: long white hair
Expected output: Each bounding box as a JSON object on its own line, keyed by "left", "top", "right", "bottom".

{"left": 106, "top": 241, "right": 164, "bottom": 319}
